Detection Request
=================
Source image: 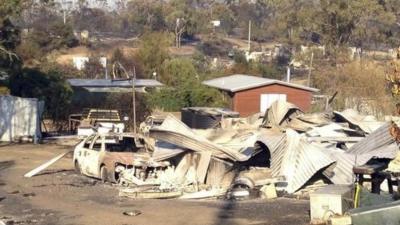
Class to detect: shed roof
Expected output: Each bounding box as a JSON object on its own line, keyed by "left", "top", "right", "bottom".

{"left": 202, "top": 74, "right": 319, "bottom": 93}
{"left": 68, "top": 79, "right": 163, "bottom": 88}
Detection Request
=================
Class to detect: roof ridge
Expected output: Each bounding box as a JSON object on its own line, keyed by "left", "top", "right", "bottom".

{"left": 203, "top": 74, "right": 319, "bottom": 93}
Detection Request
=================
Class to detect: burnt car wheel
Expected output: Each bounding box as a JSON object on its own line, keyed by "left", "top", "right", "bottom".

{"left": 74, "top": 161, "right": 81, "bottom": 174}
{"left": 100, "top": 166, "right": 108, "bottom": 183}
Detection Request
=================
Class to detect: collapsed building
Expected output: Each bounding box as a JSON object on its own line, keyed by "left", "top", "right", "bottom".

{"left": 116, "top": 100, "right": 400, "bottom": 204}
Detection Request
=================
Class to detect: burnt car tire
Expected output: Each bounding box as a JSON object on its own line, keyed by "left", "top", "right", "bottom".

{"left": 74, "top": 161, "right": 81, "bottom": 174}
{"left": 100, "top": 166, "right": 108, "bottom": 183}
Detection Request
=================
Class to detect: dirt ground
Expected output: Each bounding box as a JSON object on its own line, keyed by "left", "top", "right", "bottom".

{"left": 0, "top": 143, "right": 310, "bottom": 225}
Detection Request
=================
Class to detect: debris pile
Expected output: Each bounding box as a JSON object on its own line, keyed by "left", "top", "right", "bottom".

{"left": 116, "top": 100, "right": 400, "bottom": 202}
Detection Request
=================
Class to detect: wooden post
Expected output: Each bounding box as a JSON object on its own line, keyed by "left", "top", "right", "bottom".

{"left": 307, "top": 51, "right": 314, "bottom": 87}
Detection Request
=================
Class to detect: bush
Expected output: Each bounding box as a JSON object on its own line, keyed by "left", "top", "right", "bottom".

{"left": 146, "top": 84, "right": 227, "bottom": 112}
{"left": 257, "top": 63, "right": 284, "bottom": 80}
{"left": 16, "top": 39, "right": 43, "bottom": 62}
{"left": 197, "top": 38, "right": 233, "bottom": 57}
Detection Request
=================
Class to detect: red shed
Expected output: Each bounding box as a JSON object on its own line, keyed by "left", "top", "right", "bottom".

{"left": 203, "top": 74, "right": 319, "bottom": 116}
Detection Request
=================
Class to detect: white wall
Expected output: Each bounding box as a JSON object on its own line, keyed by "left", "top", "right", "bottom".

{"left": 260, "top": 94, "right": 287, "bottom": 113}
{"left": 0, "top": 96, "right": 43, "bottom": 142}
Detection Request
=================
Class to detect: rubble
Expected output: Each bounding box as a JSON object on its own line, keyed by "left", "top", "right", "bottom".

{"left": 261, "top": 100, "right": 302, "bottom": 129}
{"left": 149, "top": 115, "right": 251, "bottom": 161}
{"left": 259, "top": 129, "right": 335, "bottom": 193}
{"left": 113, "top": 100, "right": 400, "bottom": 201}
{"left": 333, "top": 109, "right": 384, "bottom": 134}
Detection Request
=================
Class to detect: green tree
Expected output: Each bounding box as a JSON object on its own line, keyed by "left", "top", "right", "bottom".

{"left": 316, "top": 0, "right": 396, "bottom": 49}
{"left": 147, "top": 58, "right": 226, "bottom": 111}
{"left": 0, "top": 18, "right": 21, "bottom": 76}
{"left": 265, "top": 0, "right": 316, "bottom": 44}
{"left": 0, "top": 0, "right": 24, "bottom": 92}
{"left": 230, "top": 0, "right": 276, "bottom": 41}
{"left": 160, "top": 58, "right": 198, "bottom": 86}
{"left": 26, "top": 20, "right": 78, "bottom": 54}
{"left": 210, "top": 3, "right": 237, "bottom": 34}
{"left": 72, "top": 8, "right": 113, "bottom": 33}
{"left": 165, "top": 0, "right": 208, "bottom": 37}
{"left": 137, "top": 32, "right": 172, "bottom": 77}
{"left": 9, "top": 67, "right": 73, "bottom": 121}
{"left": 125, "top": 0, "right": 167, "bottom": 34}
{"left": 268, "top": 0, "right": 398, "bottom": 50}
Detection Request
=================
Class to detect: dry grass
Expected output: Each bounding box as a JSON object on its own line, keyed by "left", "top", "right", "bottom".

{"left": 313, "top": 60, "right": 396, "bottom": 117}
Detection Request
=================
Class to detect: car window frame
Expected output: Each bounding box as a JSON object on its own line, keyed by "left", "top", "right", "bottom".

{"left": 104, "top": 135, "right": 137, "bottom": 153}
{"left": 83, "top": 134, "right": 96, "bottom": 149}
{"left": 90, "top": 135, "right": 103, "bottom": 152}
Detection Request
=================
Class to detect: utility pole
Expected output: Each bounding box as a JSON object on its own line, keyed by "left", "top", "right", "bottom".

{"left": 112, "top": 62, "right": 137, "bottom": 135}
{"left": 307, "top": 52, "right": 314, "bottom": 87}
{"left": 132, "top": 67, "right": 136, "bottom": 135}
{"left": 248, "top": 20, "right": 251, "bottom": 52}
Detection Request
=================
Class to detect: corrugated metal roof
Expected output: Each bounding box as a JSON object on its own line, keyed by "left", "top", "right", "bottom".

{"left": 258, "top": 123, "right": 398, "bottom": 187}
{"left": 258, "top": 129, "right": 334, "bottom": 193}
{"left": 334, "top": 109, "right": 384, "bottom": 134}
{"left": 150, "top": 115, "right": 250, "bottom": 162}
{"left": 202, "top": 74, "right": 319, "bottom": 93}
{"left": 321, "top": 123, "right": 398, "bottom": 184}
{"left": 262, "top": 100, "right": 302, "bottom": 128}
{"left": 67, "top": 79, "right": 163, "bottom": 88}
{"left": 348, "top": 122, "right": 395, "bottom": 154}
{"left": 152, "top": 141, "right": 186, "bottom": 161}
{"left": 323, "top": 144, "right": 398, "bottom": 184}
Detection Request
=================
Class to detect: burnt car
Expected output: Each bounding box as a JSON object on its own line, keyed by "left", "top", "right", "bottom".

{"left": 73, "top": 133, "right": 151, "bottom": 182}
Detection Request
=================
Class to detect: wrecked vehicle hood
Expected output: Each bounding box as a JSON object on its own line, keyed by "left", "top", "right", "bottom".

{"left": 103, "top": 152, "right": 151, "bottom": 166}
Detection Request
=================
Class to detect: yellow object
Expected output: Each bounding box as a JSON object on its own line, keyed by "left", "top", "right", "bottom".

{"left": 0, "top": 86, "right": 9, "bottom": 95}
{"left": 354, "top": 183, "right": 361, "bottom": 208}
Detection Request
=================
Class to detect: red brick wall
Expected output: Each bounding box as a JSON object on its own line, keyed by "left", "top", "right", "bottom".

{"left": 232, "top": 84, "right": 313, "bottom": 116}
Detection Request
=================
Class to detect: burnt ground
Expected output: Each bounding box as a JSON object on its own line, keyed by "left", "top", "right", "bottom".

{"left": 0, "top": 143, "right": 310, "bottom": 225}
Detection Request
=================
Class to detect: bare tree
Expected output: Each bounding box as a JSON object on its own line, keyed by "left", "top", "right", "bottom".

{"left": 175, "top": 18, "right": 185, "bottom": 48}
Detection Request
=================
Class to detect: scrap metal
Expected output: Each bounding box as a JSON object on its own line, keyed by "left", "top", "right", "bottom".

{"left": 334, "top": 109, "right": 384, "bottom": 134}
{"left": 322, "top": 122, "right": 398, "bottom": 184}
{"left": 258, "top": 129, "right": 335, "bottom": 193}
{"left": 262, "top": 100, "right": 303, "bottom": 128}
{"left": 149, "top": 115, "right": 251, "bottom": 161}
